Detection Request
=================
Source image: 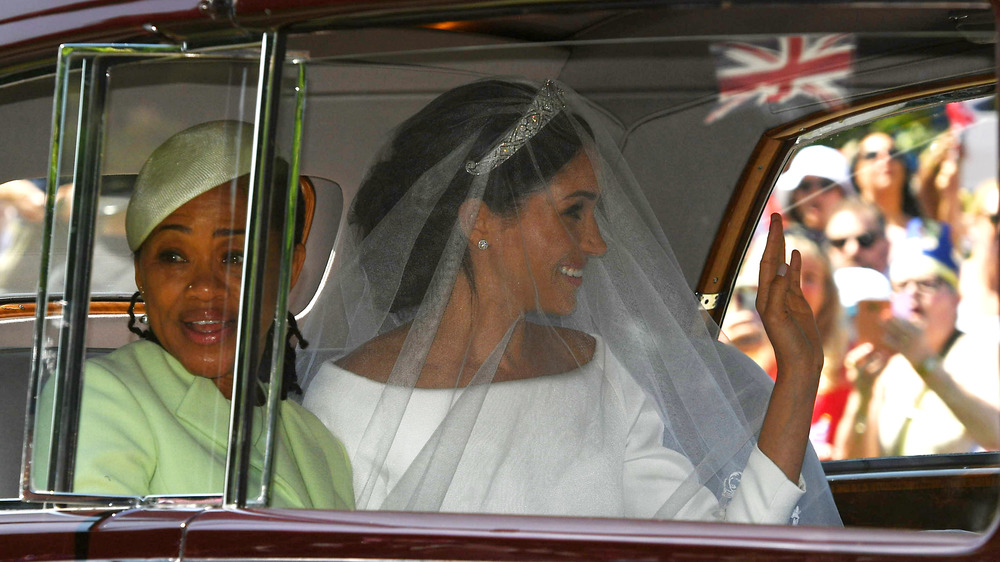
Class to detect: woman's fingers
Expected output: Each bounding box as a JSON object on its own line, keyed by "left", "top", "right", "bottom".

{"left": 752, "top": 214, "right": 823, "bottom": 378}
{"left": 786, "top": 249, "right": 804, "bottom": 298}
{"left": 759, "top": 263, "right": 789, "bottom": 320}
{"left": 757, "top": 214, "right": 786, "bottom": 311}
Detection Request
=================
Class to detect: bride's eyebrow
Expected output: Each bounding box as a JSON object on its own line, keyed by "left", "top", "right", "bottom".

{"left": 562, "top": 190, "right": 598, "bottom": 201}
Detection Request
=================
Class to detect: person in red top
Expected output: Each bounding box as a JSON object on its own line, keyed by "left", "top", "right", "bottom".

{"left": 784, "top": 230, "right": 850, "bottom": 460}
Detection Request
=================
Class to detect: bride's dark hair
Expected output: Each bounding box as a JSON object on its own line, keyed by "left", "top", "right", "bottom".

{"left": 350, "top": 79, "right": 589, "bottom": 313}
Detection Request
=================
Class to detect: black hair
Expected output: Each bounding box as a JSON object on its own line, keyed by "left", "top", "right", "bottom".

{"left": 850, "top": 134, "right": 923, "bottom": 220}
{"left": 350, "top": 79, "right": 590, "bottom": 313}
{"left": 259, "top": 157, "right": 308, "bottom": 400}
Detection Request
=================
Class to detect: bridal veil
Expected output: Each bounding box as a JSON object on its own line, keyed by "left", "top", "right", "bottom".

{"left": 298, "top": 77, "right": 841, "bottom": 525}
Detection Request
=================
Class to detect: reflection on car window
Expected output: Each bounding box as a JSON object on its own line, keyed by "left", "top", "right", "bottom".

{"left": 0, "top": 177, "right": 135, "bottom": 299}
{"left": 722, "top": 96, "right": 1000, "bottom": 461}
{"left": 0, "top": 178, "right": 55, "bottom": 297}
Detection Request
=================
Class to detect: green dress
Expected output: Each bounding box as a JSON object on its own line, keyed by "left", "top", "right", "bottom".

{"left": 36, "top": 340, "right": 353, "bottom": 509}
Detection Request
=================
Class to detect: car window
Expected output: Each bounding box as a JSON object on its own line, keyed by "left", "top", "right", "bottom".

{"left": 0, "top": 74, "right": 58, "bottom": 499}
{"left": 720, "top": 93, "right": 998, "bottom": 463}
{"left": 5, "top": 40, "right": 346, "bottom": 507}
{"left": 719, "top": 88, "right": 1000, "bottom": 533}
{"left": 23, "top": 45, "right": 318, "bottom": 507}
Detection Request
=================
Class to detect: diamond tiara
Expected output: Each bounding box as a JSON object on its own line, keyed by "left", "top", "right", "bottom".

{"left": 465, "top": 80, "right": 567, "bottom": 176}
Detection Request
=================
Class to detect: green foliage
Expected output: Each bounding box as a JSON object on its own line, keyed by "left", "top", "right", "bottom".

{"left": 823, "top": 105, "right": 949, "bottom": 159}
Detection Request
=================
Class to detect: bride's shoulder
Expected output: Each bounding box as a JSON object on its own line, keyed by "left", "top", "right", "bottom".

{"left": 335, "top": 326, "right": 409, "bottom": 383}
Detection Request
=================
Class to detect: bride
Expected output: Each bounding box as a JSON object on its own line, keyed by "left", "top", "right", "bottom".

{"left": 302, "top": 78, "right": 840, "bottom": 525}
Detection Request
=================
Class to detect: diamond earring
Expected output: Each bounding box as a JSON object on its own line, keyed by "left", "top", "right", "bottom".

{"left": 478, "top": 239, "right": 489, "bottom": 250}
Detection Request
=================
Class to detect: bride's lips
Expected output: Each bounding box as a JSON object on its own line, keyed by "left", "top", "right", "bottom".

{"left": 559, "top": 263, "right": 585, "bottom": 287}
{"left": 180, "top": 311, "right": 236, "bottom": 346}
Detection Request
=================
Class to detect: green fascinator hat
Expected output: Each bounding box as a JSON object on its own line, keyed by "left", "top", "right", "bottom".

{"left": 126, "top": 120, "right": 254, "bottom": 251}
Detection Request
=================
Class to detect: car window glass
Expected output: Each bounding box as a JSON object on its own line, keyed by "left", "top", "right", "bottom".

{"left": 721, "top": 94, "right": 998, "bottom": 465}
{"left": 0, "top": 74, "right": 58, "bottom": 499}
{"left": 28, "top": 51, "right": 264, "bottom": 502}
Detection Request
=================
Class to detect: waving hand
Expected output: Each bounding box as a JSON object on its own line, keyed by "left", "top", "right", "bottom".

{"left": 754, "top": 214, "right": 823, "bottom": 481}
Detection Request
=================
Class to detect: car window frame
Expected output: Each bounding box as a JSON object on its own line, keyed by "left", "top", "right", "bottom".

{"left": 703, "top": 75, "right": 997, "bottom": 325}
{"left": 19, "top": 35, "right": 308, "bottom": 509}
{"left": 709, "top": 74, "right": 999, "bottom": 532}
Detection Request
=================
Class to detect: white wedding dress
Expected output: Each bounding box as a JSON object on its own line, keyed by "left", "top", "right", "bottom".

{"left": 305, "top": 337, "right": 804, "bottom": 523}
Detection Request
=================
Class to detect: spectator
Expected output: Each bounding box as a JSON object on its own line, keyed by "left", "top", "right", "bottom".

{"left": 776, "top": 145, "right": 855, "bottom": 242}
{"left": 832, "top": 266, "right": 892, "bottom": 347}
{"left": 851, "top": 132, "right": 922, "bottom": 248}
{"left": 784, "top": 232, "right": 849, "bottom": 460}
{"left": 836, "top": 219, "right": 1000, "bottom": 458}
{"left": 721, "top": 245, "right": 776, "bottom": 380}
{"left": 957, "top": 180, "right": 999, "bottom": 339}
{"left": 824, "top": 198, "right": 890, "bottom": 274}
{"left": 915, "top": 131, "right": 964, "bottom": 243}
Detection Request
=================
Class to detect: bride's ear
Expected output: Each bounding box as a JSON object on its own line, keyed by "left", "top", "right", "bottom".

{"left": 459, "top": 198, "right": 492, "bottom": 243}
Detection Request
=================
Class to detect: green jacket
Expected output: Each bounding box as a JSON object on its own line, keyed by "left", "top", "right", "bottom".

{"left": 36, "top": 340, "right": 353, "bottom": 509}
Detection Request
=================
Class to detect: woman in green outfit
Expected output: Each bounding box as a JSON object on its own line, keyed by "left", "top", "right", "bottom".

{"left": 40, "top": 121, "right": 352, "bottom": 509}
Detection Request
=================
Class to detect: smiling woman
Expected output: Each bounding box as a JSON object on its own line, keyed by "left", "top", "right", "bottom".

{"left": 132, "top": 181, "right": 252, "bottom": 396}
{"left": 35, "top": 121, "right": 353, "bottom": 508}
{"left": 301, "top": 78, "right": 841, "bottom": 524}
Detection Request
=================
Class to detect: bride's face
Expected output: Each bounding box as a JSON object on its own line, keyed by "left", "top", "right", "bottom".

{"left": 495, "top": 151, "right": 608, "bottom": 315}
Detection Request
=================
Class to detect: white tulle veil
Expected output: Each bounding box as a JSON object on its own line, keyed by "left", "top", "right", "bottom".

{"left": 299, "top": 77, "right": 841, "bottom": 525}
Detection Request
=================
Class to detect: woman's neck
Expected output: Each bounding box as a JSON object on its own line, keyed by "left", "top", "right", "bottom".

{"left": 865, "top": 187, "right": 906, "bottom": 226}
{"left": 421, "top": 275, "right": 529, "bottom": 386}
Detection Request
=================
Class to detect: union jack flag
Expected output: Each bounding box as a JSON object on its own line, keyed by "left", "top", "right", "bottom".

{"left": 706, "top": 34, "right": 855, "bottom": 124}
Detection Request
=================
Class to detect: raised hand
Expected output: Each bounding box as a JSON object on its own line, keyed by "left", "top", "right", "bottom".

{"left": 881, "top": 317, "right": 930, "bottom": 369}
{"left": 756, "top": 214, "right": 823, "bottom": 380}
{"left": 843, "top": 341, "right": 890, "bottom": 396}
{"left": 754, "top": 213, "right": 824, "bottom": 481}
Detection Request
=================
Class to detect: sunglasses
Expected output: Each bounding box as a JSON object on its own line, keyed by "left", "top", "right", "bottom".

{"left": 795, "top": 177, "right": 837, "bottom": 193}
{"left": 828, "top": 231, "right": 880, "bottom": 249}
{"left": 860, "top": 149, "right": 901, "bottom": 161}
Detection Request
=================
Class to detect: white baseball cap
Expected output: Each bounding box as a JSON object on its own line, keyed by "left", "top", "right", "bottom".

{"left": 775, "top": 145, "right": 853, "bottom": 209}
{"left": 834, "top": 266, "right": 892, "bottom": 310}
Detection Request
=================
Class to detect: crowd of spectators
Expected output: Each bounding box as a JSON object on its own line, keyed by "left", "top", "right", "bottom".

{"left": 725, "top": 101, "right": 1000, "bottom": 460}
